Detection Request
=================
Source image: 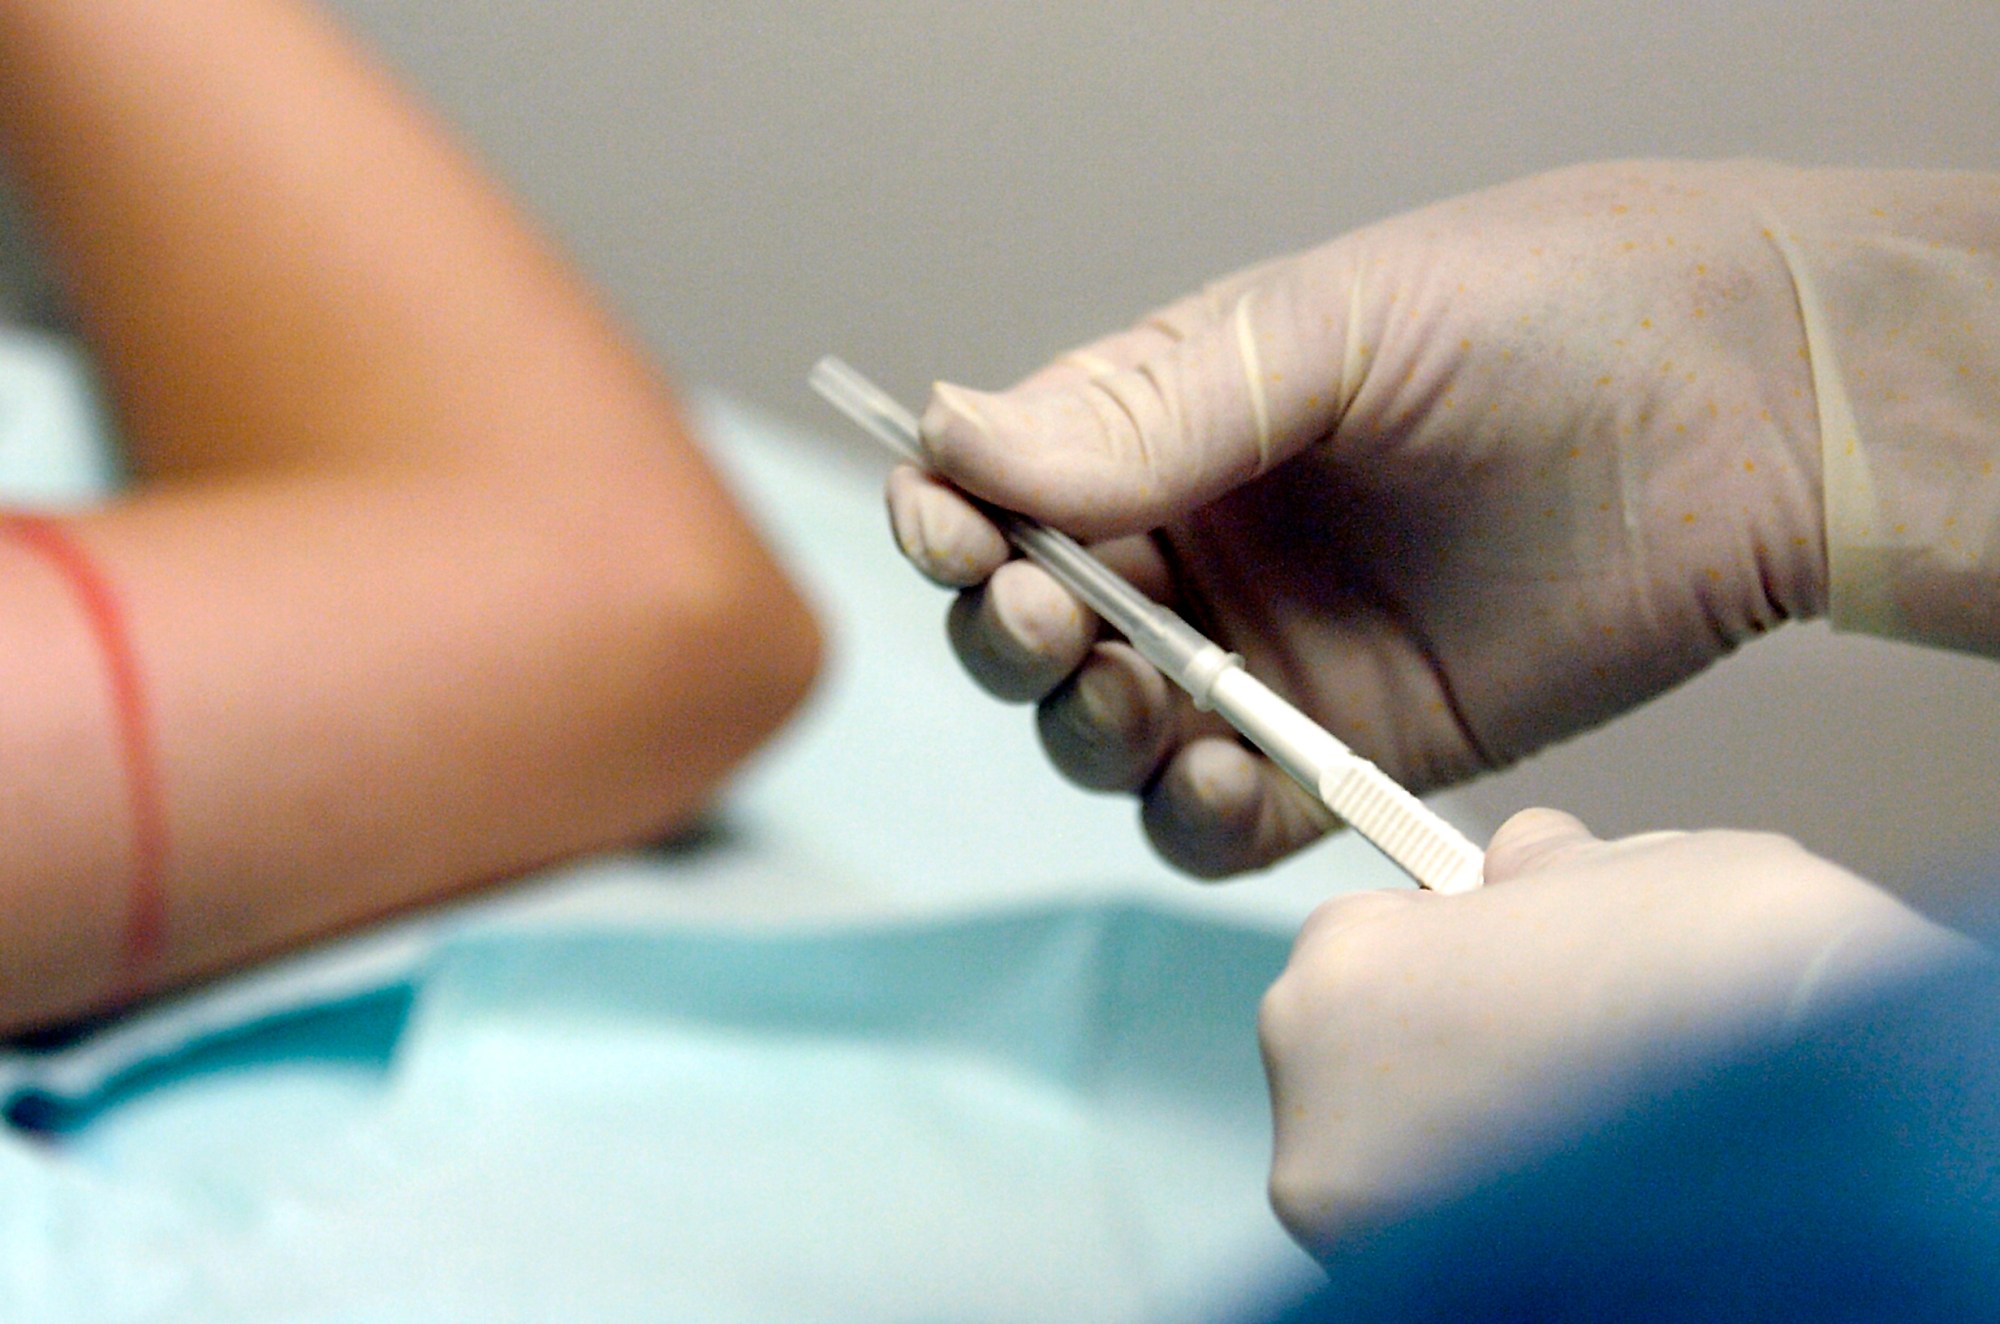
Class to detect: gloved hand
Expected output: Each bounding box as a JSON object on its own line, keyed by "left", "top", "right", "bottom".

{"left": 889, "top": 160, "right": 2000, "bottom": 877}
{"left": 1256, "top": 807, "right": 1980, "bottom": 1259}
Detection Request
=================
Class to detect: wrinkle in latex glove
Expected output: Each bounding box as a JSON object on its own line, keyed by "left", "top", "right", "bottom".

{"left": 1762, "top": 171, "right": 2000, "bottom": 653}
{"left": 896, "top": 161, "right": 1842, "bottom": 876}
{"left": 1256, "top": 808, "right": 1982, "bottom": 1259}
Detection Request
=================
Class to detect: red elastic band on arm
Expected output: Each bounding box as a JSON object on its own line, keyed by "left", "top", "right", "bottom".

{"left": 3, "top": 514, "right": 167, "bottom": 970}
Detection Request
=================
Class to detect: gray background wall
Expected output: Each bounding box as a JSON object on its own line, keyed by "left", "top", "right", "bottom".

{"left": 18, "top": 1, "right": 2000, "bottom": 898}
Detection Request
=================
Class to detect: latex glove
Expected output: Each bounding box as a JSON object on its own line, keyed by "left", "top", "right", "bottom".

{"left": 889, "top": 160, "right": 2000, "bottom": 877}
{"left": 1257, "top": 807, "right": 1981, "bottom": 1260}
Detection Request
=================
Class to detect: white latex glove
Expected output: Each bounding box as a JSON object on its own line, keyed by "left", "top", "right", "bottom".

{"left": 1257, "top": 807, "right": 1981, "bottom": 1259}
{"left": 889, "top": 160, "right": 2000, "bottom": 877}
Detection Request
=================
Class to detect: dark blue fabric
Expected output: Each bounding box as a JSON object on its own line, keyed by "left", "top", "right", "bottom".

{"left": 1244, "top": 887, "right": 2000, "bottom": 1323}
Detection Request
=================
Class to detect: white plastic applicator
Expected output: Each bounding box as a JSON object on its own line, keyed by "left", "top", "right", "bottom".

{"left": 811, "top": 355, "right": 1484, "bottom": 894}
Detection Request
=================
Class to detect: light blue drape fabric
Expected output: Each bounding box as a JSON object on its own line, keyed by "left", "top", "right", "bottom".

{"left": 3, "top": 902, "right": 1311, "bottom": 1322}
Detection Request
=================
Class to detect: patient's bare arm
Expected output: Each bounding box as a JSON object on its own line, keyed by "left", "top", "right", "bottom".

{"left": 0, "top": 0, "right": 821, "bottom": 1030}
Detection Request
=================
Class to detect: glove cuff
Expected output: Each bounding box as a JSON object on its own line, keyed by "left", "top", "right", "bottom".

{"left": 1766, "top": 174, "right": 2000, "bottom": 655}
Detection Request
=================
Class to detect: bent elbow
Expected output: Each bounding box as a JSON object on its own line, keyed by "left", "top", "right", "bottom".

{"left": 703, "top": 557, "right": 826, "bottom": 755}
{"left": 621, "top": 518, "right": 828, "bottom": 824}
